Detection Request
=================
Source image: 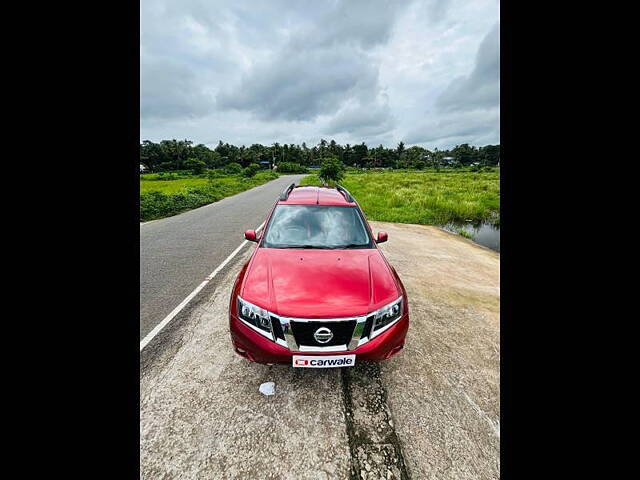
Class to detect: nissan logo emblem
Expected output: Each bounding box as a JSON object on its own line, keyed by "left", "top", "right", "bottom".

{"left": 313, "top": 327, "right": 333, "bottom": 344}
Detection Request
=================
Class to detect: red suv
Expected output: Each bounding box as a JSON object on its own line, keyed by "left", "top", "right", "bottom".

{"left": 229, "top": 183, "right": 409, "bottom": 368}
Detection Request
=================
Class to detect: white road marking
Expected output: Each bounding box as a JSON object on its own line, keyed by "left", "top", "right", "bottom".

{"left": 140, "top": 221, "right": 266, "bottom": 352}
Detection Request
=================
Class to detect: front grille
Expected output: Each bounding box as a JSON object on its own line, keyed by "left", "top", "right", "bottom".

{"left": 290, "top": 320, "right": 356, "bottom": 347}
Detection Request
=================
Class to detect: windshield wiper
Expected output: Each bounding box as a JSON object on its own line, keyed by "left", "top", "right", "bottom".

{"left": 277, "top": 244, "right": 326, "bottom": 249}
{"left": 333, "top": 243, "right": 367, "bottom": 249}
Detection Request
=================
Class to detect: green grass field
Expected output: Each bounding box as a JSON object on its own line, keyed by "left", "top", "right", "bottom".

{"left": 300, "top": 169, "right": 499, "bottom": 226}
{"left": 141, "top": 176, "right": 211, "bottom": 194}
{"left": 140, "top": 171, "right": 279, "bottom": 221}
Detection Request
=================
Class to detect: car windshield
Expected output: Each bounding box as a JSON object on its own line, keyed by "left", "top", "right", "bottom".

{"left": 262, "top": 205, "right": 372, "bottom": 249}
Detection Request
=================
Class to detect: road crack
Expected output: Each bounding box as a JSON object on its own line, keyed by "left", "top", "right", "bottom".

{"left": 341, "top": 363, "right": 410, "bottom": 480}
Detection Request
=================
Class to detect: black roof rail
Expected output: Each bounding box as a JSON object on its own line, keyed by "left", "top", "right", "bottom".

{"left": 279, "top": 182, "right": 296, "bottom": 201}
{"left": 335, "top": 184, "right": 354, "bottom": 203}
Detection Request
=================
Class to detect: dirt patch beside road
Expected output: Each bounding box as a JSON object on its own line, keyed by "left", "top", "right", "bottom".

{"left": 372, "top": 221, "right": 500, "bottom": 479}
{"left": 140, "top": 221, "right": 499, "bottom": 479}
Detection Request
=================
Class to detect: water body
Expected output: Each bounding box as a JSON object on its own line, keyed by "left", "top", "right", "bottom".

{"left": 442, "top": 221, "right": 500, "bottom": 252}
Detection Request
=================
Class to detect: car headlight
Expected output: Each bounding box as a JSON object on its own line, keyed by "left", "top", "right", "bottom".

{"left": 237, "top": 296, "right": 273, "bottom": 336}
{"left": 371, "top": 297, "right": 403, "bottom": 337}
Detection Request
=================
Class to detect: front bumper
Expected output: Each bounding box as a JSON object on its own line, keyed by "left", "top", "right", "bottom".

{"left": 229, "top": 313, "right": 409, "bottom": 364}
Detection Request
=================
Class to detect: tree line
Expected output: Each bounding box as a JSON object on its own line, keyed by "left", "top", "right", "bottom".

{"left": 140, "top": 139, "right": 500, "bottom": 172}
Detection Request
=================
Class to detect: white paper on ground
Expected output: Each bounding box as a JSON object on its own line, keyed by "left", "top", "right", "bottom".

{"left": 259, "top": 382, "right": 276, "bottom": 396}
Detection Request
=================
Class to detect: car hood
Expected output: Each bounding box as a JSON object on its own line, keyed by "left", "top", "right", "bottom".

{"left": 241, "top": 248, "right": 399, "bottom": 318}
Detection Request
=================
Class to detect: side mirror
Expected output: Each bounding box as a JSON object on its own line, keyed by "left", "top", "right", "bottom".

{"left": 244, "top": 230, "right": 258, "bottom": 242}
{"left": 376, "top": 232, "right": 388, "bottom": 243}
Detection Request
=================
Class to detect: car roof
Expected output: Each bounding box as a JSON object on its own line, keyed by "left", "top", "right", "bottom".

{"left": 278, "top": 186, "right": 356, "bottom": 206}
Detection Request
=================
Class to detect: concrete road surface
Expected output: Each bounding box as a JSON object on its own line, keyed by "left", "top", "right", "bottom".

{"left": 140, "top": 174, "right": 307, "bottom": 341}
{"left": 140, "top": 221, "right": 500, "bottom": 479}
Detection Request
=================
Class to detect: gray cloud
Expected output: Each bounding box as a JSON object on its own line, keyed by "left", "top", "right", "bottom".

{"left": 217, "top": 0, "right": 410, "bottom": 123}
{"left": 426, "top": 0, "right": 454, "bottom": 24}
{"left": 405, "top": 22, "right": 500, "bottom": 147}
{"left": 140, "top": 58, "right": 216, "bottom": 120}
{"left": 295, "top": 0, "right": 412, "bottom": 49}
{"left": 141, "top": 0, "right": 500, "bottom": 148}
{"left": 217, "top": 48, "right": 380, "bottom": 121}
{"left": 436, "top": 23, "right": 499, "bottom": 113}
{"left": 405, "top": 108, "right": 499, "bottom": 145}
{"left": 325, "top": 100, "right": 394, "bottom": 137}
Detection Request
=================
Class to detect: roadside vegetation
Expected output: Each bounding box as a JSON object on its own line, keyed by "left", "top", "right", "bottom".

{"left": 275, "top": 162, "right": 309, "bottom": 174}
{"left": 140, "top": 139, "right": 499, "bottom": 173}
{"left": 141, "top": 170, "right": 278, "bottom": 222}
{"left": 452, "top": 227, "right": 474, "bottom": 239}
{"left": 301, "top": 168, "right": 499, "bottom": 226}
{"left": 139, "top": 138, "right": 500, "bottom": 223}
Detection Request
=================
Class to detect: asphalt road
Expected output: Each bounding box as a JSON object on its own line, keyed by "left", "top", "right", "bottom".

{"left": 140, "top": 221, "right": 500, "bottom": 479}
{"left": 140, "top": 174, "right": 307, "bottom": 341}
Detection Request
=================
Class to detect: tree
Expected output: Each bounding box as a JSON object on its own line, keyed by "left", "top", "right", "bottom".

{"left": 139, "top": 139, "right": 192, "bottom": 171}
{"left": 318, "top": 156, "right": 345, "bottom": 185}
{"left": 192, "top": 143, "right": 222, "bottom": 168}
{"left": 479, "top": 145, "right": 500, "bottom": 166}
{"left": 140, "top": 138, "right": 499, "bottom": 173}
{"left": 432, "top": 148, "right": 442, "bottom": 171}
{"left": 238, "top": 146, "right": 259, "bottom": 167}
{"left": 452, "top": 143, "right": 477, "bottom": 166}
{"left": 160, "top": 139, "right": 193, "bottom": 170}
{"left": 140, "top": 140, "right": 164, "bottom": 172}
{"left": 215, "top": 141, "right": 240, "bottom": 164}
{"left": 351, "top": 143, "right": 368, "bottom": 167}
{"left": 401, "top": 146, "right": 427, "bottom": 169}
{"left": 183, "top": 158, "right": 206, "bottom": 174}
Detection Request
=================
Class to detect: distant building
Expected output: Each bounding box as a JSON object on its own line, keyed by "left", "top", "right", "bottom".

{"left": 259, "top": 160, "right": 271, "bottom": 169}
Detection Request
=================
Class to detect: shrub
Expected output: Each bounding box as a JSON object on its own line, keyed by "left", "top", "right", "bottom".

{"left": 277, "top": 162, "right": 308, "bottom": 174}
{"left": 206, "top": 169, "right": 226, "bottom": 180}
{"left": 242, "top": 163, "right": 261, "bottom": 177}
{"left": 318, "top": 156, "right": 345, "bottom": 185}
{"left": 140, "top": 191, "right": 172, "bottom": 220}
{"left": 412, "top": 160, "right": 427, "bottom": 170}
{"left": 223, "top": 162, "right": 243, "bottom": 175}
{"left": 157, "top": 172, "right": 178, "bottom": 180}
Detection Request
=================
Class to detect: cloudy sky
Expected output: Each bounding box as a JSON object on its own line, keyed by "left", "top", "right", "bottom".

{"left": 141, "top": 0, "right": 499, "bottom": 149}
